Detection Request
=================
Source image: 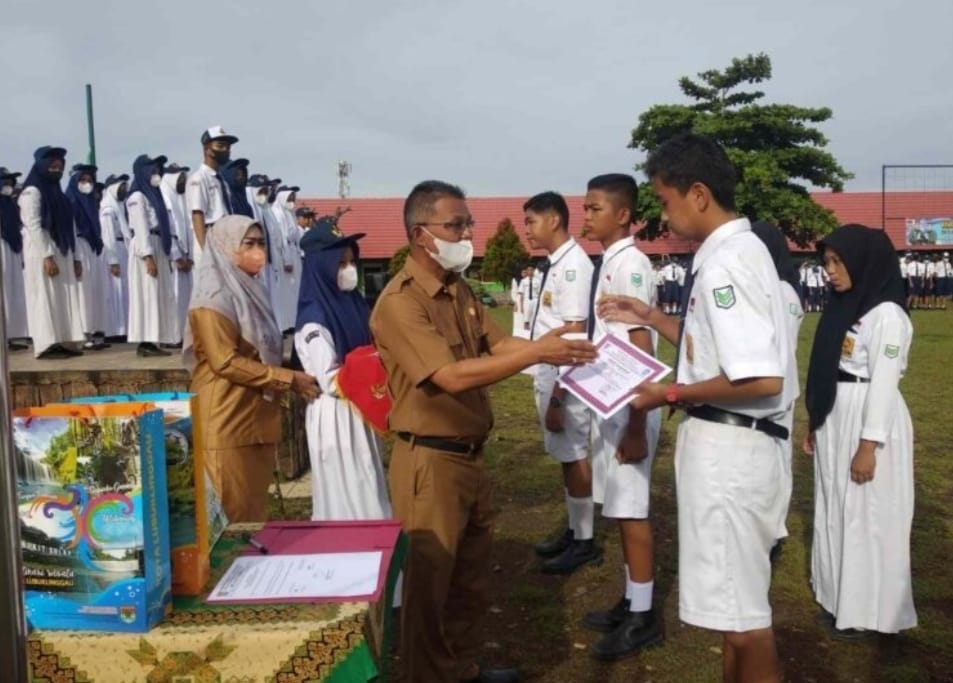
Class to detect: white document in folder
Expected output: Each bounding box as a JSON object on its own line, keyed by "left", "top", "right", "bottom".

{"left": 207, "top": 551, "right": 383, "bottom": 603}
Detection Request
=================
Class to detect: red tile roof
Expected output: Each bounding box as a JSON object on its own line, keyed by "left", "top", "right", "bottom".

{"left": 300, "top": 191, "right": 953, "bottom": 260}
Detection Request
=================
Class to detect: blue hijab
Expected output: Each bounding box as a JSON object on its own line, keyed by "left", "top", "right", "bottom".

{"left": 128, "top": 154, "right": 172, "bottom": 256}
{"left": 22, "top": 146, "right": 74, "bottom": 256}
{"left": 65, "top": 166, "right": 104, "bottom": 255}
{"left": 0, "top": 169, "right": 22, "bottom": 253}
{"left": 296, "top": 227, "right": 371, "bottom": 359}
{"left": 223, "top": 159, "right": 253, "bottom": 219}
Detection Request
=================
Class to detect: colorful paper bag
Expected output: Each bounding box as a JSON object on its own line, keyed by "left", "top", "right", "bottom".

{"left": 13, "top": 403, "right": 171, "bottom": 632}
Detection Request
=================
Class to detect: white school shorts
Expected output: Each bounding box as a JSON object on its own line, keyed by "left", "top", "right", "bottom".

{"left": 675, "top": 416, "right": 786, "bottom": 632}
{"left": 591, "top": 407, "right": 661, "bottom": 518}
{"left": 533, "top": 367, "right": 590, "bottom": 463}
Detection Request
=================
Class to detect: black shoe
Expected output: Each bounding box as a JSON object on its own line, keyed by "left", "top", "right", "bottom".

{"left": 540, "top": 539, "right": 601, "bottom": 575}
{"left": 535, "top": 528, "right": 573, "bottom": 558}
{"left": 462, "top": 667, "right": 521, "bottom": 683}
{"left": 62, "top": 344, "right": 84, "bottom": 357}
{"left": 137, "top": 343, "right": 172, "bottom": 358}
{"left": 37, "top": 344, "right": 74, "bottom": 360}
{"left": 583, "top": 595, "right": 629, "bottom": 633}
{"left": 7, "top": 341, "right": 29, "bottom": 351}
{"left": 159, "top": 342, "right": 183, "bottom": 349}
{"left": 591, "top": 609, "right": 663, "bottom": 661}
{"left": 830, "top": 626, "right": 876, "bottom": 642}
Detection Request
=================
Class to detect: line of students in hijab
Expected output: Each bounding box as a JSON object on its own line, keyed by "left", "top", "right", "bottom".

{"left": 0, "top": 132, "right": 314, "bottom": 359}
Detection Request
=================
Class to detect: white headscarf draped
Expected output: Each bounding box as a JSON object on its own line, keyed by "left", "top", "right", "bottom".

{"left": 182, "top": 215, "right": 283, "bottom": 371}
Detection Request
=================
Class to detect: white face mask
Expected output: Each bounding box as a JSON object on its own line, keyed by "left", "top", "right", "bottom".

{"left": 78, "top": 181, "right": 94, "bottom": 195}
{"left": 254, "top": 192, "right": 268, "bottom": 205}
{"left": 0, "top": 185, "right": 13, "bottom": 197}
{"left": 284, "top": 201, "right": 295, "bottom": 211}
{"left": 150, "top": 174, "right": 162, "bottom": 188}
{"left": 337, "top": 264, "right": 359, "bottom": 291}
{"left": 423, "top": 229, "right": 473, "bottom": 273}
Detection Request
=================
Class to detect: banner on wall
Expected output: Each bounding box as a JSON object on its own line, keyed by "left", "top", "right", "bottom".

{"left": 906, "top": 217, "right": 953, "bottom": 246}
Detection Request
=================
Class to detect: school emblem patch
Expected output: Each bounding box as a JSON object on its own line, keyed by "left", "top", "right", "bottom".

{"left": 842, "top": 336, "right": 855, "bottom": 358}
{"left": 566, "top": 270, "right": 576, "bottom": 282}
{"left": 789, "top": 303, "right": 799, "bottom": 315}
{"left": 713, "top": 285, "right": 736, "bottom": 309}
{"left": 884, "top": 344, "right": 900, "bottom": 359}
{"left": 631, "top": 273, "right": 643, "bottom": 286}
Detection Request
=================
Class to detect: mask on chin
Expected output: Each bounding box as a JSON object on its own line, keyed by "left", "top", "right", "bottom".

{"left": 423, "top": 229, "right": 473, "bottom": 273}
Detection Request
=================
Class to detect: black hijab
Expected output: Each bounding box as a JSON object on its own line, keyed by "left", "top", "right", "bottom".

{"left": 222, "top": 159, "right": 254, "bottom": 218}
{"left": 66, "top": 165, "right": 104, "bottom": 255}
{"left": 0, "top": 168, "right": 22, "bottom": 253}
{"left": 22, "top": 146, "right": 75, "bottom": 256}
{"left": 128, "top": 154, "right": 172, "bottom": 256}
{"left": 751, "top": 220, "right": 799, "bottom": 295}
{"left": 805, "top": 224, "right": 907, "bottom": 431}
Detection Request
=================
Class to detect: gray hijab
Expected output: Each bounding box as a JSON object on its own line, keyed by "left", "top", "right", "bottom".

{"left": 182, "top": 215, "right": 283, "bottom": 370}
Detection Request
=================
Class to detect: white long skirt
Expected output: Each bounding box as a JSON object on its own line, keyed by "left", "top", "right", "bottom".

{"left": 126, "top": 238, "right": 177, "bottom": 345}
{"left": 306, "top": 394, "right": 391, "bottom": 521}
{"left": 74, "top": 239, "right": 106, "bottom": 335}
{"left": 22, "top": 235, "right": 83, "bottom": 356}
{"left": 812, "top": 383, "right": 917, "bottom": 632}
{"left": 1, "top": 243, "right": 29, "bottom": 339}
{"left": 171, "top": 267, "right": 192, "bottom": 343}
{"left": 104, "top": 241, "right": 129, "bottom": 337}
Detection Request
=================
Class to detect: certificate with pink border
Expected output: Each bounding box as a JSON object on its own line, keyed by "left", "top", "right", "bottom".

{"left": 559, "top": 334, "right": 671, "bottom": 419}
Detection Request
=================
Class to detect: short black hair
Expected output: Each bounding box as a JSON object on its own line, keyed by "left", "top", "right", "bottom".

{"left": 523, "top": 191, "right": 569, "bottom": 231}
{"left": 644, "top": 133, "right": 736, "bottom": 211}
{"left": 403, "top": 180, "right": 466, "bottom": 236}
{"left": 587, "top": 173, "right": 639, "bottom": 222}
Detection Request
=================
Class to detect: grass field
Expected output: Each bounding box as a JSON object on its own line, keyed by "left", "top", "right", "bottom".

{"left": 452, "top": 305, "right": 953, "bottom": 683}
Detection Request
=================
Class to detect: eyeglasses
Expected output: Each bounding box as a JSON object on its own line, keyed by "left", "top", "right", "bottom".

{"left": 416, "top": 218, "right": 475, "bottom": 234}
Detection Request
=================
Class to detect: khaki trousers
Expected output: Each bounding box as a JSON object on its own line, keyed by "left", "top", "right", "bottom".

{"left": 389, "top": 439, "right": 494, "bottom": 682}
{"left": 205, "top": 444, "right": 276, "bottom": 523}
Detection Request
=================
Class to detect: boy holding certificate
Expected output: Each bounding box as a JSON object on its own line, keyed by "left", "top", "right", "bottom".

{"left": 580, "top": 174, "right": 663, "bottom": 660}
{"left": 599, "top": 134, "right": 793, "bottom": 683}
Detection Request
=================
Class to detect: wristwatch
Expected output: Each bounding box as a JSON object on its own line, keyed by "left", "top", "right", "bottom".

{"left": 549, "top": 395, "right": 564, "bottom": 408}
{"left": 665, "top": 384, "right": 680, "bottom": 405}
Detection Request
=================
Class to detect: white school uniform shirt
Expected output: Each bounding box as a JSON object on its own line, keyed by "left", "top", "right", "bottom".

{"left": 185, "top": 163, "right": 229, "bottom": 225}
{"left": 531, "top": 237, "right": 593, "bottom": 337}
{"left": 159, "top": 177, "right": 191, "bottom": 262}
{"left": 925, "top": 261, "right": 936, "bottom": 279}
{"left": 805, "top": 267, "right": 820, "bottom": 288}
{"left": 677, "top": 217, "right": 793, "bottom": 420}
{"left": 899, "top": 259, "right": 908, "bottom": 278}
{"left": 676, "top": 263, "right": 687, "bottom": 286}
{"left": 663, "top": 262, "right": 678, "bottom": 282}
{"left": 655, "top": 267, "right": 664, "bottom": 286}
{"left": 937, "top": 259, "right": 951, "bottom": 277}
{"left": 914, "top": 261, "right": 927, "bottom": 277}
{"left": 590, "top": 236, "right": 656, "bottom": 343}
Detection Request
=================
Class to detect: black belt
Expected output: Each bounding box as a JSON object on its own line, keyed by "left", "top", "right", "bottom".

{"left": 149, "top": 229, "right": 161, "bottom": 235}
{"left": 396, "top": 432, "right": 484, "bottom": 457}
{"left": 837, "top": 369, "right": 869, "bottom": 383}
{"left": 116, "top": 236, "right": 124, "bottom": 242}
{"left": 686, "top": 404, "right": 789, "bottom": 441}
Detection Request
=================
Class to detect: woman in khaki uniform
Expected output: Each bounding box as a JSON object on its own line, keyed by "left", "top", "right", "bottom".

{"left": 183, "top": 214, "right": 319, "bottom": 522}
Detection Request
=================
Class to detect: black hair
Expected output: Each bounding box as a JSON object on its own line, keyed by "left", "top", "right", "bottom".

{"left": 587, "top": 173, "right": 638, "bottom": 222}
{"left": 644, "top": 133, "right": 737, "bottom": 211}
{"left": 523, "top": 191, "right": 569, "bottom": 231}
{"left": 403, "top": 180, "right": 466, "bottom": 237}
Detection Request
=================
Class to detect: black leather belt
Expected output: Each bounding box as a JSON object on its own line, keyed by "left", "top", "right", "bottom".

{"left": 396, "top": 432, "right": 484, "bottom": 457}
{"left": 687, "top": 404, "right": 789, "bottom": 441}
{"left": 149, "top": 229, "right": 161, "bottom": 235}
{"left": 115, "top": 236, "right": 125, "bottom": 242}
{"left": 837, "top": 369, "right": 869, "bottom": 383}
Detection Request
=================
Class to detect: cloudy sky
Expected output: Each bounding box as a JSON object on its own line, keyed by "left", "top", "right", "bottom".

{"left": 2, "top": 0, "right": 951, "bottom": 198}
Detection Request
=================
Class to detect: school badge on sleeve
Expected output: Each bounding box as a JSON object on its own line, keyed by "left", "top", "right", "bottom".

{"left": 884, "top": 344, "right": 900, "bottom": 359}
{"left": 713, "top": 285, "right": 736, "bottom": 309}
{"left": 631, "top": 273, "right": 643, "bottom": 286}
{"left": 566, "top": 270, "right": 576, "bottom": 282}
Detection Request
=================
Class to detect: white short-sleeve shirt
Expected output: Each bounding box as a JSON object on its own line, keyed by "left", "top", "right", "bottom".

{"left": 531, "top": 237, "right": 593, "bottom": 338}
{"left": 677, "top": 218, "right": 793, "bottom": 420}
{"left": 590, "top": 236, "right": 656, "bottom": 343}
{"left": 185, "top": 163, "right": 229, "bottom": 224}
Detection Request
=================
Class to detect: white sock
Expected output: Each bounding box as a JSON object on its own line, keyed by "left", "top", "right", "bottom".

{"left": 564, "top": 490, "right": 576, "bottom": 537}
{"left": 624, "top": 566, "right": 634, "bottom": 602}
{"left": 628, "top": 580, "right": 654, "bottom": 612}
{"left": 567, "top": 495, "right": 594, "bottom": 540}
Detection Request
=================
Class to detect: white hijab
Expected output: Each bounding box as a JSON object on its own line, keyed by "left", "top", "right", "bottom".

{"left": 101, "top": 181, "right": 131, "bottom": 239}
{"left": 182, "top": 214, "right": 283, "bottom": 371}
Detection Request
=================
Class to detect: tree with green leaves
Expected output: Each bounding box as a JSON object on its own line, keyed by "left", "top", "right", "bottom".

{"left": 481, "top": 218, "right": 529, "bottom": 284}
{"left": 629, "top": 53, "right": 852, "bottom": 246}
{"left": 388, "top": 244, "right": 410, "bottom": 277}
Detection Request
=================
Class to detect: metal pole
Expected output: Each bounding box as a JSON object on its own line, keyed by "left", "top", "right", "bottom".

{"left": 881, "top": 165, "right": 886, "bottom": 231}
{"left": 85, "top": 83, "right": 97, "bottom": 167}
{"left": 0, "top": 258, "right": 29, "bottom": 680}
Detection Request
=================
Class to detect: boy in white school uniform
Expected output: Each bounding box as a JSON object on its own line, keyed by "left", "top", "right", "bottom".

{"left": 580, "top": 174, "right": 663, "bottom": 660}
{"left": 524, "top": 191, "right": 599, "bottom": 574}
{"left": 599, "top": 133, "right": 793, "bottom": 683}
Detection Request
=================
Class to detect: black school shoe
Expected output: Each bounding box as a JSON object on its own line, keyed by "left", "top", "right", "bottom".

{"left": 540, "top": 539, "right": 601, "bottom": 575}
{"left": 591, "top": 608, "right": 663, "bottom": 661}
{"left": 584, "top": 595, "right": 629, "bottom": 633}
{"left": 137, "top": 343, "right": 172, "bottom": 357}
{"left": 37, "top": 344, "right": 76, "bottom": 359}
{"left": 830, "top": 627, "right": 876, "bottom": 641}
{"left": 462, "top": 667, "right": 521, "bottom": 683}
{"left": 7, "top": 340, "right": 29, "bottom": 351}
{"left": 535, "top": 528, "right": 572, "bottom": 558}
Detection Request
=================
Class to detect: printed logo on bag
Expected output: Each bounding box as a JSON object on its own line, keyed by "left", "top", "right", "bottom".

{"left": 842, "top": 336, "right": 855, "bottom": 357}
{"left": 631, "top": 273, "right": 643, "bottom": 286}
{"left": 119, "top": 606, "right": 137, "bottom": 624}
{"left": 884, "top": 344, "right": 900, "bottom": 359}
{"left": 713, "top": 285, "right": 736, "bottom": 309}
{"left": 566, "top": 270, "right": 576, "bottom": 282}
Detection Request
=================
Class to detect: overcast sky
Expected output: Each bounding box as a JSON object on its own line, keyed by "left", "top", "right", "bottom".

{"left": 2, "top": 0, "right": 951, "bottom": 198}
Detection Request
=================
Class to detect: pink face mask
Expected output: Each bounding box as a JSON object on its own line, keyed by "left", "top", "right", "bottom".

{"left": 234, "top": 247, "right": 266, "bottom": 276}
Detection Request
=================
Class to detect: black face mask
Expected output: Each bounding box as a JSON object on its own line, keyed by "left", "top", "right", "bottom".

{"left": 212, "top": 150, "right": 230, "bottom": 165}
{"left": 176, "top": 175, "right": 187, "bottom": 194}
{"left": 47, "top": 170, "right": 63, "bottom": 181}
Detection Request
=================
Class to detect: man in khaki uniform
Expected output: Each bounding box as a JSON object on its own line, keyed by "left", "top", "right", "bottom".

{"left": 370, "top": 180, "right": 596, "bottom": 683}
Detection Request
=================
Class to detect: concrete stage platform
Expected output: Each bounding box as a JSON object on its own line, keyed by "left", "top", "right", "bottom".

{"left": 7, "top": 342, "right": 309, "bottom": 479}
